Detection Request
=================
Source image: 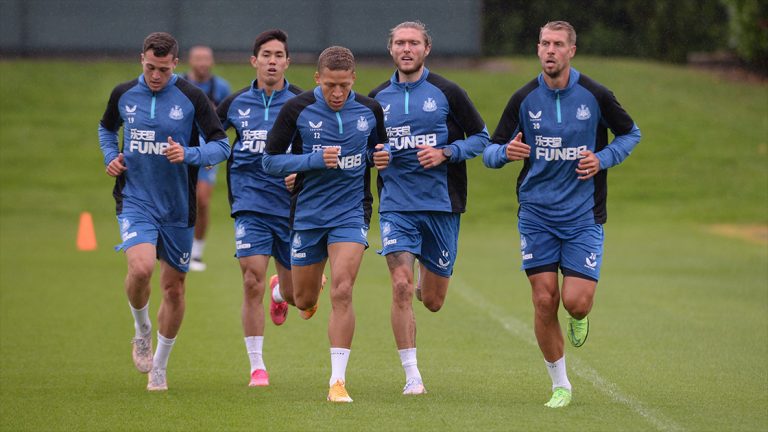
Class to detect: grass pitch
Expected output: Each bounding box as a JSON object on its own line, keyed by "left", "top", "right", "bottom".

{"left": 0, "top": 57, "right": 766, "bottom": 431}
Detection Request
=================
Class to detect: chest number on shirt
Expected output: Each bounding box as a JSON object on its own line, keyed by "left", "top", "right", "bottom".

{"left": 127, "top": 117, "right": 135, "bottom": 124}
{"left": 532, "top": 122, "right": 540, "bottom": 130}
{"left": 314, "top": 132, "right": 320, "bottom": 139}
{"left": 241, "top": 121, "right": 248, "bottom": 128}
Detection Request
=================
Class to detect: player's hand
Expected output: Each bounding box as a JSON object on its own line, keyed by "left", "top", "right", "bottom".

{"left": 284, "top": 173, "right": 297, "bottom": 191}
{"left": 577, "top": 150, "right": 600, "bottom": 180}
{"left": 106, "top": 153, "right": 127, "bottom": 177}
{"left": 323, "top": 146, "right": 340, "bottom": 168}
{"left": 373, "top": 143, "right": 390, "bottom": 170}
{"left": 506, "top": 132, "right": 530, "bottom": 161}
{"left": 416, "top": 144, "right": 447, "bottom": 169}
{"left": 165, "top": 137, "right": 185, "bottom": 164}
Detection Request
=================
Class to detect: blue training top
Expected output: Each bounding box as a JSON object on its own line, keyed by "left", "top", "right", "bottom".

{"left": 369, "top": 67, "right": 490, "bottom": 214}
{"left": 98, "top": 74, "right": 230, "bottom": 227}
{"left": 263, "top": 87, "right": 387, "bottom": 230}
{"left": 483, "top": 68, "right": 641, "bottom": 225}
{"left": 217, "top": 79, "right": 302, "bottom": 218}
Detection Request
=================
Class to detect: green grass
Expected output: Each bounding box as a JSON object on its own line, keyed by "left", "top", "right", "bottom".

{"left": 1, "top": 57, "right": 767, "bottom": 431}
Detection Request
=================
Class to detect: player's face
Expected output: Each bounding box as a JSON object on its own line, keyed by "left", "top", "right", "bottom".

{"left": 141, "top": 50, "right": 178, "bottom": 92}
{"left": 188, "top": 47, "right": 214, "bottom": 80}
{"left": 389, "top": 28, "right": 431, "bottom": 75}
{"left": 251, "top": 39, "right": 290, "bottom": 88}
{"left": 537, "top": 29, "right": 576, "bottom": 79}
{"left": 314, "top": 68, "right": 355, "bottom": 112}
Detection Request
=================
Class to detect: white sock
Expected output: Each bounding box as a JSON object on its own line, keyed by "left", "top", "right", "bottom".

{"left": 398, "top": 348, "right": 421, "bottom": 381}
{"left": 153, "top": 332, "right": 176, "bottom": 370}
{"left": 245, "top": 336, "right": 266, "bottom": 372}
{"left": 129, "top": 302, "right": 151, "bottom": 337}
{"left": 272, "top": 283, "right": 284, "bottom": 303}
{"left": 191, "top": 239, "right": 205, "bottom": 260}
{"left": 329, "top": 347, "right": 351, "bottom": 386}
{"left": 545, "top": 356, "right": 572, "bottom": 391}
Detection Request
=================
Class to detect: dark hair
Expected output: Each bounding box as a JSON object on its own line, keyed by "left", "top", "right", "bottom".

{"left": 388, "top": 21, "right": 432, "bottom": 50}
{"left": 253, "top": 29, "right": 289, "bottom": 57}
{"left": 143, "top": 32, "right": 179, "bottom": 57}
{"left": 317, "top": 46, "right": 355, "bottom": 72}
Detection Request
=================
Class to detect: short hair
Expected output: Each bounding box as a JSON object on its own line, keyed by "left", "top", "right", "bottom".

{"left": 317, "top": 46, "right": 355, "bottom": 72}
{"left": 253, "top": 29, "right": 289, "bottom": 57}
{"left": 540, "top": 21, "right": 577, "bottom": 46}
{"left": 143, "top": 32, "right": 179, "bottom": 58}
{"left": 387, "top": 21, "right": 432, "bottom": 50}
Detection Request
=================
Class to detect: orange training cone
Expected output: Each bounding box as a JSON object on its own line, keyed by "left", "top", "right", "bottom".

{"left": 77, "top": 212, "right": 97, "bottom": 251}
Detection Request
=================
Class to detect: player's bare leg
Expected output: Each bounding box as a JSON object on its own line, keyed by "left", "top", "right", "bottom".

{"left": 125, "top": 243, "right": 156, "bottom": 374}
{"left": 529, "top": 271, "right": 572, "bottom": 406}
{"left": 291, "top": 260, "right": 327, "bottom": 314}
{"left": 327, "top": 242, "right": 364, "bottom": 349}
{"left": 418, "top": 267, "right": 450, "bottom": 313}
{"left": 190, "top": 181, "right": 213, "bottom": 271}
{"left": 325, "top": 242, "right": 364, "bottom": 403}
{"left": 562, "top": 276, "right": 595, "bottom": 348}
{"left": 240, "top": 255, "right": 269, "bottom": 337}
{"left": 387, "top": 251, "right": 427, "bottom": 395}
{"left": 239, "top": 254, "right": 271, "bottom": 386}
{"left": 274, "top": 260, "right": 295, "bottom": 306}
{"left": 147, "top": 260, "right": 186, "bottom": 391}
{"left": 388, "top": 252, "right": 417, "bottom": 349}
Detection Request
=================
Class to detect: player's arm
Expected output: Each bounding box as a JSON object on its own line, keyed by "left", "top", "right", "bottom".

{"left": 185, "top": 90, "right": 230, "bottom": 166}
{"left": 442, "top": 84, "right": 490, "bottom": 163}
{"left": 98, "top": 84, "right": 128, "bottom": 176}
{"left": 263, "top": 101, "right": 326, "bottom": 177}
{"left": 367, "top": 102, "right": 390, "bottom": 170}
{"left": 483, "top": 93, "right": 525, "bottom": 168}
{"left": 593, "top": 90, "right": 641, "bottom": 170}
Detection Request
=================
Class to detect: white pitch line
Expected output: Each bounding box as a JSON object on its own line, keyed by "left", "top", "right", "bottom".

{"left": 450, "top": 276, "right": 684, "bottom": 432}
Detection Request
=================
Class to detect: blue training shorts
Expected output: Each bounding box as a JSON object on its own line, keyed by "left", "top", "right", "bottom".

{"left": 234, "top": 211, "right": 291, "bottom": 269}
{"left": 116, "top": 209, "right": 194, "bottom": 273}
{"left": 290, "top": 224, "right": 369, "bottom": 267}
{"left": 378, "top": 211, "right": 460, "bottom": 278}
{"left": 197, "top": 164, "right": 218, "bottom": 185}
{"left": 518, "top": 218, "right": 604, "bottom": 281}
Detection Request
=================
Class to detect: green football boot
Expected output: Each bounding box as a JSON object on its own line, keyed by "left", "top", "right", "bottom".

{"left": 544, "top": 387, "right": 572, "bottom": 408}
{"left": 567, "top": 316, "right": 589, "bottom": 347}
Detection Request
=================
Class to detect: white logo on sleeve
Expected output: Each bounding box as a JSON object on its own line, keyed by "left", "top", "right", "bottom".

{"left": 356, "top": 116, "right": 369, "bottom": 132}
{"left": 382, "top": 104, "right": 391, "bottom": 120}
{"left": 169, "top": 105, "right": 184, "bottom": 120}
{"left": 576, "top": 104, "right": 591, "bottom": 120}
{"left": 422, "top": 98, "right": 437, "bottom": 112}
{"left": 585, "top": 253, "right": 598, "bottom": 269}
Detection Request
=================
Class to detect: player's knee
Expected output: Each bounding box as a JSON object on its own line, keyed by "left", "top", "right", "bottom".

{"left": 532, "top": 291, "right": 559, "bottom": 316}
{"left": 294, "top": 294, "right": 315, "bottom": 311}
{"left": 423, "top": 297, "right": 444, "bottom": 312}
{"left": 564, "top": 297, "right": 591, "bottom": 319}
{"left": 241, "top": 270, "right": 265, "bottom": 297}
{"left": 330, "top": 282, "right": 353, "bottom": 307}
{"left": 162, "top": 282, "right": 185, "bottom": 304}
{"left": 127, "top": 261, "right": 154, "bottom": 285}
{"left": 391, "top": 279, "right": 413, "bottom": 304}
